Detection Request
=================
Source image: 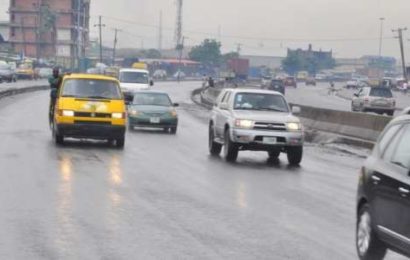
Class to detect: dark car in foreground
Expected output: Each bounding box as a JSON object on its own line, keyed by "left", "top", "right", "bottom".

{"left": 128, "top": 91, "right": 179, "bottom": 133}
{"left": 356, "top": 114, "right": 410, "bottom": 260}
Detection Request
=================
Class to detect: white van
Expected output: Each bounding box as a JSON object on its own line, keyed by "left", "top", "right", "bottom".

{"left": 119, "top": 68, "right": 153, "bottom": 94}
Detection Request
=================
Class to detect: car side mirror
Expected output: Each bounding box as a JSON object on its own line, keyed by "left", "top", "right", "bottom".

{"left": 173, "top": 103, "right": 179, "bottom": 107}
{"left": 219, "top": 103, "right": 229, "bottom": 110}
{"left": 124, "top": 95, "right": 133, "bottom": 105}
{"left": 354, "top": 93, "right": 359, "bottom": 97}
{"left": 292, "top": 106, "right": 301, "bottom": 114}
{"left": 150, "top": 80, "right": 154, "bottom": 86}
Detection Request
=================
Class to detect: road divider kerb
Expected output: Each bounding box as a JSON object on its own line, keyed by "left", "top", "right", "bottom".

{"left": 0, "top": 85, "right": 49, "bottom": 99}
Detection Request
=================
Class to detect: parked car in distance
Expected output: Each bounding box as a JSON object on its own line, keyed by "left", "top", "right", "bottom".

{"left": 153, "top": 69, "right": 168, "bottom": 80}
{"left": 15, "top": 63, "right": 35, "bottom": 80}
{"left": 0, "top": 62, "right": 17, "bottom": 83}
{"left": 173, "top": 70, "right": 186, "bottom": 80}
{"left": 356, "top": 114, "right": 410, "bottom": 260}
{"left": 283, "top": 76, "right": 297, "bottom": 88}
{"left": 37, "top": 67, "right": 53, "bottom": 79}
{"left": 352, "top": 87, "right": 396, "bottom": 116}
{"left": 209, "top": 89, "right": 304, "bottom": 165}
{"left": 305, "top": 77, "right": 316, "bottom": 86}
{"left": 128, "top": 91, "right": 179, "bottom": 134}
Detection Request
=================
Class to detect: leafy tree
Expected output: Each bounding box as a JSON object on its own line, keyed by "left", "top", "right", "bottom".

{"left": 189, "top": 39, "right": 222, "bottom": 65}
{"left": 282, "top": 51, "right": 335, "bottom": 75}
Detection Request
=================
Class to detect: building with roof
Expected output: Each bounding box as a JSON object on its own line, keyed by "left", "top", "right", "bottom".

{"left": 8, "top": 0, "right": 90, "bottom": 67}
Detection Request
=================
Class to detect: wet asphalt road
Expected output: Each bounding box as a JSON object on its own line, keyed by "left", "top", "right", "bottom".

{"left": 0, "top": 82, "right": 406, "bottom": 259}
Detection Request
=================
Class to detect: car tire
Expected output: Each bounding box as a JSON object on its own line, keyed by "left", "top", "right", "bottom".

{"left": 53, "top": 126, "right": 64, "bottom": 145}
{"left": 356, "top": 205, "right": 387, "bottom": 260}
{"left": 287, "top": 146, "right": 303, "bottom": 165}
{"left": 209, "top": 124, "right": 222, "bottom": 156}
{"left": 268, "top": 150, "right": 280, "bottom": 159}
{"left": 170, "top": 127, "right": 177, "bottom": 134}
{"left": 387, "top": 111, "right": 394, "bottom": 116}
{"left": 128, "top": 124, "right": 134, "bottom": 131}
{"left": 224, "top": 129, "right": 238, "bottom": 162}
{"left": 116, "top": 136, "right": 125, "bottom": 149}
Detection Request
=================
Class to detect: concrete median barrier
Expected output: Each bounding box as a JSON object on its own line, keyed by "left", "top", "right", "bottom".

{"left": 291, "top": 103, "right": 391, "bottom": 142}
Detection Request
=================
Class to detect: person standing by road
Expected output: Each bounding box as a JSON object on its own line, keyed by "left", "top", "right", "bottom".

{"left": 48, "top": 67, "right": 62, "bottom": 124}
{"left": 403, "top": 81, "right": 408, "bottom": 94}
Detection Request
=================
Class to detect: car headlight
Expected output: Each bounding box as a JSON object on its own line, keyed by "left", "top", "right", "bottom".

{"left": 170, "top": 110, "right": 178, "bottom": 118}
{"left": 287, "top": 122, "right": 302, "bottom": 131}
{"left": 235, "top": 119, "right": 254, "bottom": 129}
{"left": 62, "top": 110, "right": 74, "bottom": 117}
{"left": 129, "top": 110, "right": 139, "bottom": 116}
{"left": 112, "top": 112, "right": 124, "bottom": 119}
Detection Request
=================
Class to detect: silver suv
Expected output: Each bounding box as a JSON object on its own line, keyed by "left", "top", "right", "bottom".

{"left": 209, "top": 89, "right": 304, "bottom": 165}
{"left": 352, "top": 87, "right": 396, "bottom": 116}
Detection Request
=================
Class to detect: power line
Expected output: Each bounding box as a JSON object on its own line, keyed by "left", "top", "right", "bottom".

{"left": 97, "top": 15, "right": 395, "bottom": 43}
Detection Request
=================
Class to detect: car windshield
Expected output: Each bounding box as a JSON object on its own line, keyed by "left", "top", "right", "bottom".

{"left": 370, "top": 88, "right": 393, "bottom": 98}
{"left": 61, "top": 79, "right": 122, "bottom": 100}
{"left": 119, "top": 71, "right": 149, "bottom": 84}
{"left": 132, "top": 93, "right": 172, "bottom": 106}
{"left": 234, "top": 93, "right": 289, "bottom": 112}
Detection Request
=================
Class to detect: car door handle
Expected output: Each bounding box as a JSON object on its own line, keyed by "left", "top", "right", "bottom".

{"left": 399, "top": 187, "right": 410, "bottom": 196}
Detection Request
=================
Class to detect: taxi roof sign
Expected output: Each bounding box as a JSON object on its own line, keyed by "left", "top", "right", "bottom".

{"left": 132, "top": 62, "right": 148, "bottom": 70}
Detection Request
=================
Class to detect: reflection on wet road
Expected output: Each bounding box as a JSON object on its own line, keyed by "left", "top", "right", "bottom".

{"left": 0, "top": 82, "right": 405, "bottom": 259}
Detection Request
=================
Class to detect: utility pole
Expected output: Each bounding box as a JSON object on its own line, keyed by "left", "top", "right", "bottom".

{"left": 378, "top": 17, "right": 385, "bottom": 57}
{"left": 177, "top": 36, "right": 186, "bottom": 82}
{"left": 393, "top": 27, "right": 408, "bottom": 80}
{"left": 236, "top": 43, "right": 242, "bottom": 54}
{"left": 20, "top": 17, "right": 27, "bottom": 60}
{"left": 158, "top": 10, "right": 163, "bottom": 51}
{"left": 76, "top": 0, "right": 82, "bottom": 69}
{"left": 175, "top": 0, "right": 183, "bottom": 48}
{"left": 94, "top": 16, "right": 105, "bottom": 63}
{"left": 112, "top": 28, "right": 120, "bottom": 66}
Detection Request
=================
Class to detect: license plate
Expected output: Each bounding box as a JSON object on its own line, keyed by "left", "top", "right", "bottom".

{"left": 263, "top": 137, "right": 277, "bottom": 144}
{"left": 150, "top": 117, "right": 160, "bottom": 124}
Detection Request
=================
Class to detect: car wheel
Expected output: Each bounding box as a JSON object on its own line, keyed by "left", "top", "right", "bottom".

{"left": 268, "top": 150, "right": 280, "bottom": 159}
{"left": 209, "top": 124, "right": 222, "bottom": 156}
{"left": 224, "top": 128, "right": 238, "bottom": 162}
{"left": 170, "top": 126, "right": 177, "bottom": 134}
{"left": 287, "top": 146, "right": 302, "bottom": 165}
{"left": 387, "top": 111, "right": 394, "bottom": 116}
{"left": 351, "top": 102, "right": 356, "bottom": 112}
{"left": 116, "top": 136, "right": 125, "bottom": 149}
{"left": 128, "top": 124, "right": 134, "bottom": 131}
{"left": 356, "top": 205, "right": 387, "bottom": 260}
{"left": 52, "top": 124, "right": 64, "bottom": 145}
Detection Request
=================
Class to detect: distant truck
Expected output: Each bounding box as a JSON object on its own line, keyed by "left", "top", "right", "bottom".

{"left": 296, "top": 71, "right": 309, "bottom": 82}
{"left": 227, "top": 58, "right": 249, "bottom": 80}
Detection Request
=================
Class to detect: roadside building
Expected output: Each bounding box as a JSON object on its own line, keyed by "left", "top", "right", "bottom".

{"left": 8, "top": 0, "right": 90, "bottom": 67}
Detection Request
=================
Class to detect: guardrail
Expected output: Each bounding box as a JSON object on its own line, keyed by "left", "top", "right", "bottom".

{"left": 194, "top": 86, "right": 392, "bottom": 144}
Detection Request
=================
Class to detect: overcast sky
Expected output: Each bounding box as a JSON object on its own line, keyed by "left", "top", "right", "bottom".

{"left": 2, "top": 0, "right": 410, "bottom": 59}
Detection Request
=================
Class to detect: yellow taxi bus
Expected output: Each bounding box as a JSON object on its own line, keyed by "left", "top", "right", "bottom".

{"left": 52, "top": 74, "right": 127, "bottom": 148}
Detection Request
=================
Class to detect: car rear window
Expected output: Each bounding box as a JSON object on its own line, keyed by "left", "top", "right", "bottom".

{"left": 61, "top": 79, "right": 122, "bottom": 100}
{"left": 370, "top": 88, "right": 393, "bottom": 98}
